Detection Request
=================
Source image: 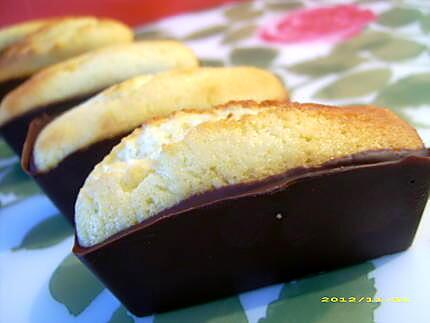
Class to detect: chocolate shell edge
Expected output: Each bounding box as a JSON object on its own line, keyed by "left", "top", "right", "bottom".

{"left": 1, "top": 92, "right": 98, "bottom": 155}
{"left": 21, "top": 114, "right": 132, "bottom": 223}
{"left": 73, "top": 149, "right": 430, "bottom": 316}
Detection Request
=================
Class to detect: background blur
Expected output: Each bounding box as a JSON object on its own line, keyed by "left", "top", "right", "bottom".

{"left": 0, "top": 0, "right": 238, "bottom": 27}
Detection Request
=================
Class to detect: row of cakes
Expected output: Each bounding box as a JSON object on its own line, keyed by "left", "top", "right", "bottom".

{"left": 0, "top": 17, "right": 287, "bottom": 223}
{"left": 1, "top": 16, "right": 429, "bottom": 317}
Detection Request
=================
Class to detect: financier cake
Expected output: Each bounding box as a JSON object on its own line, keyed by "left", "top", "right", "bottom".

{"left": 0, "top": 40, "right": 197, "bottom": 153}
{"left": 74, "top": 101, "right": 430, "bottom": 316}
{"left": 0, "top": 18, "right": 55, "bottom": 52}
{"left": 22, "top": 67, "right": 287, "bottom": 222}
{"left": 0, "top": 16, "right": 133, "bottom": 102}
{"left": 0, "top": 18, "right": 55, "bottom": 100}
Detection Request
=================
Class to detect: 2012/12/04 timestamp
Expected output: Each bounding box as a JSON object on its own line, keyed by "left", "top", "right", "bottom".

{"left": 320, "top": 297, "right": 410, "bottom": 303}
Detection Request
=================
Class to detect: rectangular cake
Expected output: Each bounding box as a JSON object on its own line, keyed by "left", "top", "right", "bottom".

{"left": 0, "top": 40, "right": 197, "bottom": 154}
{"left": 0, "top": 17, "right": 133, "bottom": 153}
{"left": 73, "top": 101, "right": 430, "bottom": 316}
{"left": 21, "top": 68, "right": 287, "bottom": 222}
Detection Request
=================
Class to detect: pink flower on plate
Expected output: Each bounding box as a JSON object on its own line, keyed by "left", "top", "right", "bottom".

{"left": 259, "top": 4, "right": 376, "bottom": 44}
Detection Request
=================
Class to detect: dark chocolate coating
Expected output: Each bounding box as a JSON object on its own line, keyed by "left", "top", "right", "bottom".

{"left": 21, "top": 115, "right": 131, "bottom": 224}
{"left": 0, "top": 77, "right": 28, "bottom": 154}
{"left": 1, "top": 93, "right": 97, "bottom": 155}
{"left": 0, "top": 78, "right": 27, "bottom": 102}
{"left": 73, "top": 150, "right": 430, "bottom": 316}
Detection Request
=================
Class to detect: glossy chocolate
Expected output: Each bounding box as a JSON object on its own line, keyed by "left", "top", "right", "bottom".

{"left": 22, "top": 115, "right": 131, "bottom": 223}
{"left": 1, "top": 93, "right": 97, "bottom": 155}
{"left": 74, "top": 149, "right": 430, "bottom": 316}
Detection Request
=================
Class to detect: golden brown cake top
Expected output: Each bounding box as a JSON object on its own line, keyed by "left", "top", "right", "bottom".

{"left": 32, "top": 67, "right": 287, "bottom": 171}
{"left": 75, "top": 100, "right": 423, "bottom": 246}
{"left": 0, "top": 16, "right": 133, "bottom": 83}
{"left": 0, "top": 18, "right": 57, "bottom": 52}
{"left": 0, "top": 40, "right": 198, "bottom": 126}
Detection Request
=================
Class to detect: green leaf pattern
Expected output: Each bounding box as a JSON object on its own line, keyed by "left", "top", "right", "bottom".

{"left": 374, "top": 73, "right": 430, "bottom": 125}
{"left": 49, "top": 254, "right": 104, "bottom": 316}
{"left": 261, "top": 263, "right": 378, "bottom": 323}
{"left": 0, "top": 163, "right": 40, "bottom": 207}
{"left": 109, "top": 306, "right": 135, "bottom": 323}
{"left": 184, "top": 25, "right": 227, "bottom": 40}
{"left": 378, "top": 8, "right": 422, "bottom": 27}
{"left": 369, "top": 38, "right": 425, "bottom": 61}
{"left": 0, "top": 138, "right": 14, "bottom": 159}
{"left": 222, "top": 24, "right": 257, "bottom": 44}
{"left": 266, "top": 1, "right": 303, "bottom": 11}
{"left": 420, "top": 14, "right": 430, "bottom": 33}
{"left": 224, "top": 2, "right": 262, "bottom": 21}
{"left": 230, "top": 47, "right": 278, "bottom": 67}
{"left": 315, "top": 69, "right": 391, "bottom": 99}
{"left": 334, "top": 30, "right": 392, "bottom": 52}
{"left": 289, "top": 52, "right": 364, "bottom": 76}
{"left": 13, "top": 214, "right": 72, "bottom": 250}
{"left": 375, "top": 73, "right": 430, "bottom": 108}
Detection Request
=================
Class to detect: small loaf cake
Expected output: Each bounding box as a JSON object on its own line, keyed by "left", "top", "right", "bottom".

{"left": 22, "top": 67, "right": 286, "bottom": 222}
{"left": 31, "top": 67, "right": 286, "bottom": 172}
{"left": 0, "top": 16, "right": 132, "bottom": 125}
{"left": 75, "top": 101, "right": 423, "bottom": 246}
{"left": 73, "top": 101, "right": 430, "bottom": 316}
{"left": 0, "top": 17, "right": 133, "bottom": 84}
{"left": 0, "top": 18, "right": 59, "bottom": 102}
{"left": 0, "top": 40, "right": 197, "bottom": 153}
{"left": 0, "top": 18, "right": 55, "bottom": 52}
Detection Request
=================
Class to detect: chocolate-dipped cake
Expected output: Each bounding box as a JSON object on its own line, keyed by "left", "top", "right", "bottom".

{"left": 0, "top": 18, "right": 56, "bottom": 100}
{"left": 0, "top": 40, "right": 198, "bottom": 154}
{"left": 0, "top": 20, "right": 47, "bottom": 51}
{"left": 0, "top": 18, "right": 64, "bottom": 53}
{"left": 0, "top": 16, "right": 133, "bottom": 152}
{"left": 22, "top": 67, "right": 287, "bottom": 222}
{"left": 73, "top": 101, "right": 430, "bottom": 316}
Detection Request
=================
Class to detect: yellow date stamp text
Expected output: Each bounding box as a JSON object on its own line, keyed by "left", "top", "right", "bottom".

{"left": 320, "top": 296, "right": 409, "bottom": 303}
